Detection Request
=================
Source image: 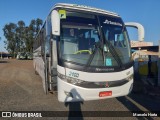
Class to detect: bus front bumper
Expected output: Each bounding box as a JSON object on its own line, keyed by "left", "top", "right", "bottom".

{"left": 57, "top": 78, "right": 133, "bottom": 102}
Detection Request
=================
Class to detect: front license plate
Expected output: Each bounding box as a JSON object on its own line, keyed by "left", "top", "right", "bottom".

{"left": 99, "top": 91, "right": 112, "bottom": 97}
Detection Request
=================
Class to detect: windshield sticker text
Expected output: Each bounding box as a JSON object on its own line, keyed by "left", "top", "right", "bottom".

{"left": 96, "top": 68, "right": 114, "bottom": 72}
{"left": 103, "top": 19, "right": 122, "bottom": 26}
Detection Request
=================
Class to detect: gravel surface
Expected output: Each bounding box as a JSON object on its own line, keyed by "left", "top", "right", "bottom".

{"left": 0, "top": 59, "right": 159, "bottom": 120}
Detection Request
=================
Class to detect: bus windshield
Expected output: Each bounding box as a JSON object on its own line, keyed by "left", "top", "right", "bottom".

{"left": 59, "top": 10, "right": 131, "bottom": 67}
{"left": 99, "top": 16, "right": 131, "bottom": 65}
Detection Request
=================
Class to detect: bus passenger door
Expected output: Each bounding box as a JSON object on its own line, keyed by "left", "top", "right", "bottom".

{"left": 50, "top": 38, "right": 58, "bottom": 91}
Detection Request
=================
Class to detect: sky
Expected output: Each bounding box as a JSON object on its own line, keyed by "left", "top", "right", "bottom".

{"left": 0, "top": 0, "right": 160, "bottom": 52}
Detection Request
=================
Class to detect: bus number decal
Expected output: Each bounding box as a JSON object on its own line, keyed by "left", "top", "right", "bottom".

{"left": 68, "top": 71, "right": 79, "bottom": 78}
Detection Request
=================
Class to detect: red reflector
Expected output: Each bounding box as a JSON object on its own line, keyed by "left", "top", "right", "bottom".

{"left": 99, "top": 91, "right": 112, "bottom": 97}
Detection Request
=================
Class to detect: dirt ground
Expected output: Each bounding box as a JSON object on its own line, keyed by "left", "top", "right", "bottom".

{"left": 0, "top": 59, "right": 160, "bottom": 120}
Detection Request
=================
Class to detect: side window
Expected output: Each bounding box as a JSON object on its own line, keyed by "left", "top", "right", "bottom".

{"left": 41, "top": 26, "right": 46, "bottom": 59}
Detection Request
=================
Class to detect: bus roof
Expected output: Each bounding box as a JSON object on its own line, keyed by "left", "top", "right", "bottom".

{"left": 52, "top": 3, "right": 120, "bottom": 17}
{"left": 35, "top": 3, "right": 120, "bottom": 40}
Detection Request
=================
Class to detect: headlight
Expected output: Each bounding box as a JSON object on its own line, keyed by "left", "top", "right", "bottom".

{"left": 66, "top": 76, "right": 85, "bottom": 85}
{"left": 57, "top": 72, "right": 66, "bottom": 79}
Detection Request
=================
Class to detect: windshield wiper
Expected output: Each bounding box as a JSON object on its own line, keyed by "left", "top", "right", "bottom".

{"left": 101, "top": 29, "right": 123, "bottom": 67}
{"left": 85, "top": 41, "right": 103, "bottom": 68}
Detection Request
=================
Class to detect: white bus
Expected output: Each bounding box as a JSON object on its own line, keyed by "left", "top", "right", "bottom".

{"left": 33, "top": 3, "right": 134, "bottom": 102}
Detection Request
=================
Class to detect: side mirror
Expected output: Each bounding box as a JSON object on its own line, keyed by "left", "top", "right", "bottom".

{"left": 51, "top": 10, "right": 60, "bottom": 36}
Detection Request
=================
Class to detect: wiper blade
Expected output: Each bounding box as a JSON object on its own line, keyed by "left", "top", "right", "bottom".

{"left": 102, "top": 30, "right": 123, "bottom": 67}
{"left": 85, "top": 42, "right": 102, "bottom": 68}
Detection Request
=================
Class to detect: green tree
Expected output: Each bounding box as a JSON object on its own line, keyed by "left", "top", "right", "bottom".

{"left": 3, "top": 23, "right": 17, "bottom": 57}
{"left": 35, "top": 18, "right": 43, "bottom": 34}
{"left": 24, "top": 26, "right": 33, "bottom": 52}
{"left": 25, "top": 18, "right": 43, "bottom": 52}
{"left": 16, "top": 20, "right": 26, "bottom": 52}
{"left": 3, "top": 18, "right": 43, "bottom": 56}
